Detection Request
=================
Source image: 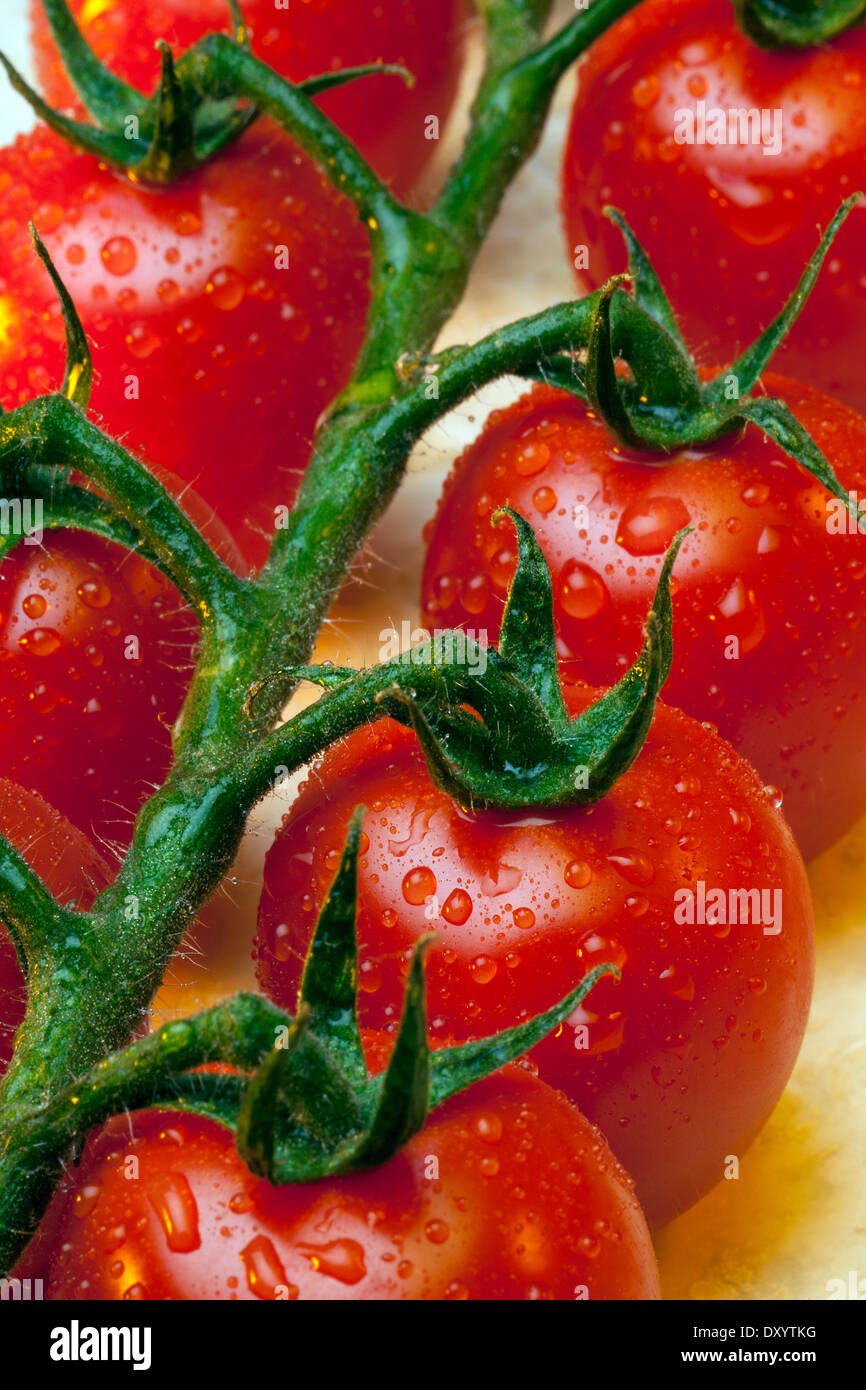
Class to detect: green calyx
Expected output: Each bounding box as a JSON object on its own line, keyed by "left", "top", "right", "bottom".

{"left": 548, "top": 197, "right": 864, "bottom": 525}
{"left": 733, "top": 0, "right": 866, "bottom": 47}
{"left": 293, "top": 510, "right": 689, "bottom": 811}
{"left": 17, "top": 811, "right": 617, "bottom": 1184}
{"left": 6, "top": 0, "right": 411, "bottom": 184}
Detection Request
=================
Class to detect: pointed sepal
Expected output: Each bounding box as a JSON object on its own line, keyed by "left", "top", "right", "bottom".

{"left": 29, "top": 222, "right": 92, "bottom": 407}
{"left": 297, "top": 805, "right": 368, "bottom": 1085}
{"left": 379, "top": 515, "right": 689, "bottom": 809}
{"left": 9, "top": 5, "right": 411, "bottom": 185}
{"left": 575, "top": 199, "right": 865, "bottom": 516}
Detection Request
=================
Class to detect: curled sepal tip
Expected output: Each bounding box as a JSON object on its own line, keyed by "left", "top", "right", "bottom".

{"left": 586, "top": 199, "right": 863, "bottom": 522}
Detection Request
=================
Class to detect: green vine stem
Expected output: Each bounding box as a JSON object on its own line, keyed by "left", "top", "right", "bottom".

{"left": 0, "top": 0, "right": 649, "bottom": 1272}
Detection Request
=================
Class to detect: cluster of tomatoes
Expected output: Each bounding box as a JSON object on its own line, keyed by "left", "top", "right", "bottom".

{"left": 3, "top": 0, "right": 866, "bottom": 1300}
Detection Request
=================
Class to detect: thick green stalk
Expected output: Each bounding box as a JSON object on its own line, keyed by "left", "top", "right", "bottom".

{"left": 0, "top": 0, "right": 640, "bottom": 1271}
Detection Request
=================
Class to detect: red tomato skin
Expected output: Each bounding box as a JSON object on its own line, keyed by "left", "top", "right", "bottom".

{"left": 0, "top": 123, "right": 369, "bottom": 571}
{"left": 561, "top": 0, "right": 866, "bottom": 415}
{"left": 15, "top": 1055, "right": 660, "bottom": 1301}
{"left": 255, "top": 700, "right": 814, "bottom": 1228}
{"left": 420, "top": 376, "right": 866, "bottom": 860}
{"left": 0, "top": 779, "right": 112, "bottom": 1072}
{"left": 29, "top": 0, "right": 467, "bottom": 200}
{"left": 0, "top": 529, "right": 200, "bottom": 848}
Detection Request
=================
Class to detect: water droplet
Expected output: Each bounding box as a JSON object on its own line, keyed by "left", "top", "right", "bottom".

{"left": 77, "top": 578, "right": 112, "bottom": 609}
{"left": 358, "top": 959, "right": 381, "bottom": 994}
{"left": 157, "top": 278, "right": 181, "bottom": 306}
{"left": 300, "top": 1238, "right": 366, "bottom": 1284}
{"left": 461, "top": 573, "right": 489, "bottom": 615}
{"left": 442, "top": 888, "right": 472, "bottom": 925}
{"left": 100, "top": 235, "right": 137, "bottom": 276}
{"left": 512, "top": 906, "right": 535, "bottom": 930}
{"left": 19, "top": 627, "right": 61, "bottom": 656}
{"left": 631, "top": 74, "right": 661, "bottom": 108}
{"left": 146, "top": 1173, "right": 201, "bottom": 1253}
{"left": 675, "top": 775, "right": 701, "bottom": 797}
{"left": 177, "top": 316, "right": 204, "bottom": 344}
{"left": 607, "top": 848, "right": 654, "bottom": 885}
{"left": 73, "top": 1183, "right": 101, "bottom": 1220}
{"left": 470, "top": 955, "right": 497, "bottom": 984}
{"left": 402, "top": 866, "right": 437, "bottom": 905}
{"left": 757, "top": 526, "right": 781, "bottom": 554}
{"left": 533, "top": 486, "right": 557, "bottom": 513}
{"left": 513, "top": 441, "right": 550, "bottom": 477}
{"left": 173, "top": 210, "right": 202, "bottom": 236}
{"left": 617, "top": 496, "right": 690, "bottom": 556}
{"left": 659, "top": 964, "right": 695, "bottom": 1001}
{"left": 206, "top": 266, "right": 246, "bottom": 311}
{"left": 424, "top": 1220, "right": 450, "bottom": 1245}
{"left": 717, "top": 578, "right": 767, "bottom": 654}
{"left": 565, "top": 860, "right": 592, "bottom": 889}
{"left": 240, "top": 1235, "right": 296, "bottom": 1300}
{"left": 560, "top": 561, "right": 608, "bottom": 619}
{"left": 741, "top": 481, "right": 770, "bottom": 507}
{"left": 126, "top": 323, "right": 161, "bottom": 359}
{"left": 475, "top": 1114, "right": 503, "bottom": 1144}
{"left": 22, "top": 593, "right": 46, "bottom": 618}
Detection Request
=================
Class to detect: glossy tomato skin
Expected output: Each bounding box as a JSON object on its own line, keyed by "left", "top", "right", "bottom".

{"left": 561, "top": 0, "right": 866, "bottom": 414}
{"left": 15, "top": 1052, "right": 660, "bottom": 1300}
{"left": 0, "top": 779, "right": 112, "bottom": 1072}
{"left": 0, "top": 123, "right": 369, "bottom": 571}
{"left": 30, "top": 0, "right": 467, "bottom": 200}
{"left": 0, "top": 529, "right": 201, "bottom": 848}
{"left": 255, "top": 699, "right": 814, "bottom": 1228}
{"left": 421, "top": 378, "right": 866, "bottom": 860}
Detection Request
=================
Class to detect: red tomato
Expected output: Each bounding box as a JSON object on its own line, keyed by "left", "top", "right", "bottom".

{"left": 29, "top": 0, "right": 467, "bottom": 199}
{"left": 0, "top": 528, "right": 201, "bottom": 848}
{"left": 561, "top": 0, "right": 866, "bottom": 415}
{"left": 15, "top": 1049, "right": 660, "bottom": 1300}
{"left": 420, "top": 378, "right": 866, "bottom": 860}
{"left": 255, "top": 698, "right": 814, "bottom": 1228}
{"left": 0, "top": 778, "right": 112, "bottom": 1073}
{"left": 0, "top": 122, "right": 370, "bottom": 571}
